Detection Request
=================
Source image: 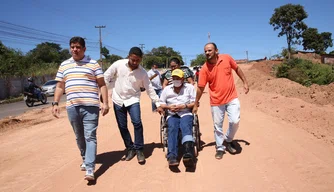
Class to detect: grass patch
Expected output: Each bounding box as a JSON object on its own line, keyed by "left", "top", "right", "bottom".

{"left": 275, "top": 58, "right": 334, "bottom": 86}
{"left": 0, "top": 95, "right": 24, "bottom": 105}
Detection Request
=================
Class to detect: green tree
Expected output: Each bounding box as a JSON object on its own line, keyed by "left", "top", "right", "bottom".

{"left": 329, "top": 50, "right": 334, "bottom": 55}
{"left": 59, "top": 49, "right": 71, "bottom": 61}
{"left": 146, "top": 46, "right": 183, "bottom": 67}
{"left": 107, "top": 54, "right": 123, "bottom": 64}
{"left": 269, "top": 4, "right": 308, "bottom": 59}
{"left": 143, "top": 55, "right": 163, "bottom": 69}
{"left": 101, "top": 46, "right": 110, "bottom": 59}
{"left": 0, "top": 41, "right": 28, "bottom": 77}
{"left": 321, "top": 32, "right": 333, "bottom": 53}
{"left": 302, "top": 28, "right": 333, "bottom": 53}
{"left": 282, "top": 47, "right": 296, "bottom": 59}
{"left": 28, "top": 42, "right": 63, "bottom": 63}
{"left": 190, "top": 54, "right": 206, "bottom": 67}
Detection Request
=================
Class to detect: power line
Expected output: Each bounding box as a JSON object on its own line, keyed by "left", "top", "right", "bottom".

{"left": 0, "top": 21, "right": 99, "bottom": 44}
{"left": 0, "top": 20, "right": 71, "bottom": 39}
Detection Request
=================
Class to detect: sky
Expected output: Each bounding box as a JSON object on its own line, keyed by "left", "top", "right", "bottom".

{"left": 1, "top": 0, "right": 333, "bottom": 66}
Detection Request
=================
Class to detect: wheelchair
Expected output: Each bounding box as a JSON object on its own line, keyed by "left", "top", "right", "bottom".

{"left": 160, "top": 112, "right": 201, "bottom": 158}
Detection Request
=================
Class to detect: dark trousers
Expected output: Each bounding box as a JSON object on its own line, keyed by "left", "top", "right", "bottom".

{"left": 113, "top": 102, "right": 144, "bottom": 150}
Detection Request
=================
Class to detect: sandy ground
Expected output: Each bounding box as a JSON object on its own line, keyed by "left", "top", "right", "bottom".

{"left": 0, "top": 63, "right": 334, "bottom": 192}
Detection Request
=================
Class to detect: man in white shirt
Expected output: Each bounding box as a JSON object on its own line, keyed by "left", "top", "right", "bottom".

{"left": 147, "top": 63, "right": 162, "bottom": 112}
{"left": 159, "top": 69, "right": 196, "bottom": 168}
{"left": 104, "top": 47, "right": 163, "bottom": 163}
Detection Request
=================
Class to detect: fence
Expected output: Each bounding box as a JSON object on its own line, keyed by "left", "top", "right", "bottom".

{"left": 0, "top": 75, "right": 55, "bottom": 100}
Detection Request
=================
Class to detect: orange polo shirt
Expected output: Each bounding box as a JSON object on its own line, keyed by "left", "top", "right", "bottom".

{"left": 198, "top": 54, "right": 238, "bottom": 106}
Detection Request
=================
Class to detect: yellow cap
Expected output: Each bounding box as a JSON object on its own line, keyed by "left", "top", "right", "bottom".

{"left": 171, "top": 69, "right": 184, "bottom": 78}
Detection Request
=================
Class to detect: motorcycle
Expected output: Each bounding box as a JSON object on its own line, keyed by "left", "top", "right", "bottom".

{"left": 23, "top": 88, "right": 47, "bottom": 107}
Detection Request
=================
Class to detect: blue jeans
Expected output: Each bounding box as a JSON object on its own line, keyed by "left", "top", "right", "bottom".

{"left": 113, "top": 102, "right": 144, "bottom": 150}
{"left": 34, "top": 89, "right": 42, "bottom": 100}
{"left": 67, "top": 106, "right": 99, "bottom": 171}
{"left": 151, "top": 89, "right": 162, "bottom": 111}
{"left": 211, "top": 98, "right": 240, "bottom": 151}
{"left": 167, "top": 114, "right": 193, "bottom": 159}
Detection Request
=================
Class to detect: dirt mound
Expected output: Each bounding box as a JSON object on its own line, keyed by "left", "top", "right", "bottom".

{"left": 249, "top": 61, "right": 334, "bottom": 106}
{"left": 0, "top": 105, "right": 66, "bottom": 134}
{"left": 240, "top": 63, "right": 334, "bottom": 145}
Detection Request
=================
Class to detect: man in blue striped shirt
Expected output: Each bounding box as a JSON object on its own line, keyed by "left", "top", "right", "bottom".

{"left": 52, "top": 36, "right": 109, "bottom": 181}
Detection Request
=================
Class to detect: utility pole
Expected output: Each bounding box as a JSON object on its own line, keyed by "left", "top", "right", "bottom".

{"left": 139, "top": 44, "right": 145, "bottom": 66}
{"left": 95, "top": 25, "right": 106, "bottom": 70}
{"left": 139, "top": 44, "right": 145, "bottom": 52}
{"left": 246, "top": 51, "right": 249, "bottom": 63}
{"left": 208, "top": 32, "right": 211, "bottom": 42}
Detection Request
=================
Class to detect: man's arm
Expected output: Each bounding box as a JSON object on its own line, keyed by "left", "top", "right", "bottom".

{"left": 149, "top": 73, "right": 158, "bottom": 81}
{"left": 103, "top": 62, "right": 117, "bottom": 89}
{"left": 235, "top": 67, "right": 249, "bottom": 94}
{"left": 34, "top": 83, "right": 42, "bottom": 90}
{"left": 143, "top": 73, "right": 162, "bottom": 112}
{"left": 162, "top": 78, "right": 169, "bottom": 89}
{"left": 52, "top": 81, "right": 65, "bottom": 118}
{"left": 97, "top": 77, "right": 109, "bottom": 116}
{"left": 192, "top": 87, "right": 205, "bottom": 114}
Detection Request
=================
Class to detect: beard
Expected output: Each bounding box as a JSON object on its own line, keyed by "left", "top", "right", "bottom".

{"left": 128, "top": 62, "right": 139, "bottom": 69}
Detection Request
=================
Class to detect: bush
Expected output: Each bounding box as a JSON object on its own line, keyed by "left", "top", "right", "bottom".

{"left": 276, "top": 58, "right": 334, "bottom": 86}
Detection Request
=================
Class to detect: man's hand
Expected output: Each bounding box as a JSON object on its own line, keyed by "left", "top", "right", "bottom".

{"left": 244, "top": 83, "right": 249, "bottom": 94}
{"left": 157, "top": 106, "right": 164, "bottom": 115}
{"left": 176, "top": 104, "right": 186, "bottom": 111}
{"left": 52, "top": 106, "right": 60, "bottom": 118}
{"left": 192, "top": 104, "right": 199, "bottom": 114}
{"left": 169, "top": 105, "right": 178, "bottom": 112}
{"left": 100, "top": 104, "right": 109, "bottom": 116}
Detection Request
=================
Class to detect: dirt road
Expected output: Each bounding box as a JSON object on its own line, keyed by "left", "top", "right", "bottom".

{"left": 0, "top": 64, "right": 333, "bottom": 192}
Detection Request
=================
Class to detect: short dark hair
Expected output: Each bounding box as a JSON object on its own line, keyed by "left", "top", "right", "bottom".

{"left": 70, "top": 36, "right": 86, "bottom": 48}
{"left": 129, "top": 47, "right": 143, "bottom": 57}
{"left": 170, "top": 57, "right": 181, "bottom": 66}
{"left": 205, "top": 42, "right": 218, "bottom": 50}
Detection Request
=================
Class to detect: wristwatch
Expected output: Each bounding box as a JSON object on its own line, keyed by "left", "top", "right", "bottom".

{"left": 52, "top": 101, "right": 59, "bottom": 106}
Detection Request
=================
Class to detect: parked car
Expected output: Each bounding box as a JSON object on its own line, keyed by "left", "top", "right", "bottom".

{"left": 41, "top": 80, "right": 58, "bottom": 96}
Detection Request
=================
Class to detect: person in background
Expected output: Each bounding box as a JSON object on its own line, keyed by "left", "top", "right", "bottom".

{"left": 147, "top": 63, "right": 162, "bottom": 112}
{"left": 162, "top": 58, "right": 194, "bottom": 88}
{"left": 25, "top": 77, "right": 42, "bottom": 100}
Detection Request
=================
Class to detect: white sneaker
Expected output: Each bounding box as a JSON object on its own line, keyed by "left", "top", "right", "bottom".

{"left": 85, "top": 169, "right": 95, "bottom": 181}
{"left": 80, "top": 163, "right": 86, "bottom": 171}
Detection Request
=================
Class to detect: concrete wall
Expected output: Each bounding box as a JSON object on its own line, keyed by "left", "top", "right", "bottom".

{"left": 0, "top": 75, "right": 55, "bottom": 100}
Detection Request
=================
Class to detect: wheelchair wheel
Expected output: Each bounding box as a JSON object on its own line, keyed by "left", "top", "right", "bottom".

{"left": 160, "top": 115, "right": 168, "bottom": 158}
{"left": 193, "top": 114, "right": 201, "bottom": 157}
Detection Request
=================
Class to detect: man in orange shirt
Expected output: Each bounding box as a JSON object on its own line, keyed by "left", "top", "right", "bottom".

{"left": 193, "top": 42, "right": 249, "bottom": 159}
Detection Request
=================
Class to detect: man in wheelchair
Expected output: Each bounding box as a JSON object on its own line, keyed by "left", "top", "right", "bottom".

{"left": 159, "top": 69, "right": 196, "bottom": 168}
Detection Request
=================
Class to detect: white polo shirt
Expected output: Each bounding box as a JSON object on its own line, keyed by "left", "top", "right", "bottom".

{"left": 159, "top": 83, "right": 196, "bottom": 118}
{"left": 104, "top": 59, "right": 160, "bottom": 107}
{"left": 147, "top": 69, "right": 162, "bottom": 90}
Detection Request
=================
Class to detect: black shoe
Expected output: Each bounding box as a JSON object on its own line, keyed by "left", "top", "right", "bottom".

{"left": 182, "top": 141, "right": 195, "bottom": 168}
{"left": 168, "top": 156, "right": 179, "bottom": 166}
{"left": 136, "top": 150, "right": 145, "bottom": 163}
{"left": 215, "top": 151, "right": 225, "bottom": 159}
{"left": 125, "top": 149, "right": 136, "bottom": 161}
{"left": 226, "top": 141, "right": 237, "bottom": 154}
